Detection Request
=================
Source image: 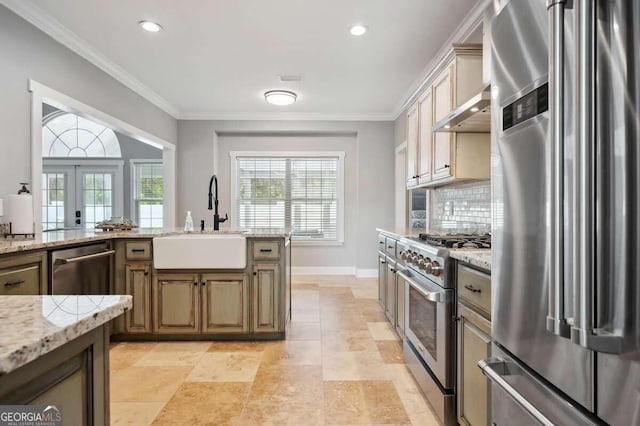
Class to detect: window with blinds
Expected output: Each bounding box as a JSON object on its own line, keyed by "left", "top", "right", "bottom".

{"left": 234, "top": 154, "right": 343, "bottom": 242}
{"left": 133, "top": 162, "right": 164, "bottom": 228}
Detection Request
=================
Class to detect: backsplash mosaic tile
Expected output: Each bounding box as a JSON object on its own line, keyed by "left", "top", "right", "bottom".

{"left": 410, "top": 190, "right": 428, "bottom": 229}
{"left": 431, "top": 181, "right": 491, "bottom": 232}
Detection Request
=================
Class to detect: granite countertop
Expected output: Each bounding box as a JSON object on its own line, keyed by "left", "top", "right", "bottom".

{"left": 0, "top": 228, "right": 292, "bottom": 255}
{"left": 449, "top": 250, "right": 492, "bottom": 271}
{"left": 0, "top": 295, "right": 132, "bottom": 375}
{"left": 375, "top": 227, "right": 426, "bottom": 239}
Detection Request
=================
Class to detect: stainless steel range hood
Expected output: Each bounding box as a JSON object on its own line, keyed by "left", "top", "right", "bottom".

{"left": 432, "top": 86, "right": 491, "bottom": 133}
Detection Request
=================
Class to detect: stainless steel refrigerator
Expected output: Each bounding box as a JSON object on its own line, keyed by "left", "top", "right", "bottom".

{"left": 481, "top": 0, "right": 640, "bottom": 424}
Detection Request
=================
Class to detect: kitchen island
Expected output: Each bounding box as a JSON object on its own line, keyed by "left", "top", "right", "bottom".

{"left": 0, "top": 295, "right": 131, "bottom": 425}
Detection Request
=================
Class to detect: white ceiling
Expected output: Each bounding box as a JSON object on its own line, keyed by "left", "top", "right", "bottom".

{"left": 9, "top": 0, "right": 481, "bottom": 119}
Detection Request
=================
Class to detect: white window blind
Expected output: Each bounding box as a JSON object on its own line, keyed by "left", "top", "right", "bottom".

{"left": 133, "top": 162, "right": 164, "bottom": 228}
{"left": 234, "top": 154, "right": 343, "bottom": 242}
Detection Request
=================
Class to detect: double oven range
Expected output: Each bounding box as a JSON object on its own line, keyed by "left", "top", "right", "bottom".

{"left": 396, "top": 233, "right": 490, "bottom": 426}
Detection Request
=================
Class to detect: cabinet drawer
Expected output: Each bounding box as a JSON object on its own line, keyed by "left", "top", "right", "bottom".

{"left": 0, "top": 265, "right": 40, "bottom": 295}
{"left": 385, "top": 238, "right": 397, "bottom": 258}
{"left": 457, "top": 264, "right": 491, "bottom": 317}
{"left": 377, "top": 234, "right": 386, "bottom": 253}
{"left": 252, "top": 241, "right": 280, "bottom": 260}
{"left": 125, "top": 241, "right": 152, "bottom": 260}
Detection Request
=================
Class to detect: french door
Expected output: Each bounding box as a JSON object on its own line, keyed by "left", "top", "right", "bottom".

{"left": 42, "top": 164, "right": 123, "bottom": 230}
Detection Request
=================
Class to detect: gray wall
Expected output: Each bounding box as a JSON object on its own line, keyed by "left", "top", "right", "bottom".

{"left": 0, "top": 5, "right": 177, "bottom": 199}
{"left": 394, "top": 113, "right": 407, "bottom": 147}
{"left": 177, "top": 120, "right": 395, "bottom": 270}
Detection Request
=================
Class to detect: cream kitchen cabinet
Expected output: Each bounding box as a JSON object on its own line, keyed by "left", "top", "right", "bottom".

{"left": 202, "top": 274, "right": 249, "bottom": 334}
{"left": 251, "top": 264, "right": 280, "bottom": 333}
{"left": 124, "top": 263, "right": 152, "bottom": 333}
{"left": 406, "top": 44, "right": 489, "bottom": 189}
{"left": 153, "top": 274, "right": 201, "bottom": 334}
{"left": 406, "top": 103, "right": 420, "bottom": 188}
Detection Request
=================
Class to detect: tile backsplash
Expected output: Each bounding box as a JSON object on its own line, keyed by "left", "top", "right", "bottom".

{"left": 430, "top": 181, "right": 491, "bottom": 232}
{"left": 410, "top": 190, "right": 427, "bottom": 229}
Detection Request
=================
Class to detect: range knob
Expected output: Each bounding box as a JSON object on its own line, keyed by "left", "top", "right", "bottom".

{"left": 427, "top": 260, "right": 444, "bottom": 276}
{"left": 417, "top": 256, "right": 427, "bottom": 269}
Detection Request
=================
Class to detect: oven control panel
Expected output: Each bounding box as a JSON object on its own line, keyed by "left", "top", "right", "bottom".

{"left": 398, "top": 243, "right": 448, "bottom": 288}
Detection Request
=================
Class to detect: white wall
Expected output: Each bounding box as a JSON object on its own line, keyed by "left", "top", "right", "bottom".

{"left": 0, "top": 5, "right": 177, "bottom": 199}
{"left": 394, "top": 113, "right": 407, "bottom": 147}
{"left": 177, "top": 120, "right": 395, "bottom": 271}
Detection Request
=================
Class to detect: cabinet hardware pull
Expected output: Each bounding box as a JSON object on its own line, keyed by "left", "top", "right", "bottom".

{"left": 253, "top": 272, "right": 257, "bottom": 276}
{"left": 380, "top": 260, "right": 386, "bottom": 264}
{"left": 463, "top": 284, "right": 481, "bottom": 293}
{"left": 379, "top": 241, "right": 384, "bottom": 244}
{"left": 193, "top": 282, "right": 198, "bottom": 286}
{"left": 259, "top": 249, "right": 273, "bottom": 252}
{"left": 4, "top": 280, "right": 25, "bottom": 287}
{"left": 131, "top": 249, "right": 146, "bottom": 253}
{"left": 443, "top": 164, "right": 450, "bottom": 168}
{"left": 387, "top": 245, "right": 393, "bottom": 249}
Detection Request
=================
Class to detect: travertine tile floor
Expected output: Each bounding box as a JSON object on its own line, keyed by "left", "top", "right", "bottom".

{"left": 110, "top": 275, "right": 440, "bottom": 425}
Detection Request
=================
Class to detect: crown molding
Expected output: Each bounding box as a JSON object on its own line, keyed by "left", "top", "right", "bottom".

{"left": 0, "top": 0, "right": 180, "bottom": 118}
{"left": 390, "top": 0, "right": 492, "bottom": 120}
{"left": 177, "top": 111, "right": 396, "bottom": 121}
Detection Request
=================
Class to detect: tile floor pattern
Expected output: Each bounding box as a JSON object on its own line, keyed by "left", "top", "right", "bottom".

{"left": 110, "top": 275, "right": 440, "bottom": 425}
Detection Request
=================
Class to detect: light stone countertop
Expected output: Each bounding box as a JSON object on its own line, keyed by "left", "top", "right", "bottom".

{"left": 449, "top": 250, "right": 492, "bottom": 271}
{"left": 0, "top": 228, "right": 292, "bottom": 256}
{"left": 0, "top": 295, "right": 132, "bottom": 375}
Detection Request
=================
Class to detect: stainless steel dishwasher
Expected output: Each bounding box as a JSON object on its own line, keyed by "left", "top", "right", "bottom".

{"left": 50, "top": 242, "right": 115, "bottom": 295}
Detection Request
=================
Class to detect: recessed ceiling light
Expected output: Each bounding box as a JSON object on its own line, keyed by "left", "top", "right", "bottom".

{"left": 444, "top": 124, "right": 451, "bottom": 129}
{"left": 350, "top": 24, "right": 367, "bottom": 36}
{"left": 139, "top": 21, "right": 162, "bottom": 32}
{"left": 470, "top": 106, "right": 480, "bottom": 112}
{"left": 264, "top": 90, "right": 297, "bottom": 106}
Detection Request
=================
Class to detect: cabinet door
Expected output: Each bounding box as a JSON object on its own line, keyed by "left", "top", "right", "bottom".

{"left": 406, "top": 103, "right": 419, "bottom": 187}
{"left": 396, "top": 272, "right": 406, "bottom": 337}
{"left": 201, "top": 274, "right": 249, "bottom": 334}
{"left": 418, "top": 88, "right": 433, "bottom": 183}
{"left": 384, "top": 262, "right": 396, "bottom": 326}
{"left": 252, "top": 264, "right": 280, "bottom": 333}
{"left": 124, "top": 263, "right": 152, "bottom": 333}
{"left": 432, "top": 65, "right": 454, "bottom": 180}
{"left": 458, "top": 304, "right": 491, "bottom": 426}
{"left": 378, "top": 254, "right": 387, "bottom": 309}
{"left": 153, "top": 274, "right": 200, "bottom": 334}
{"left": 0, "top": 251, "right": 47, "bottom": 295}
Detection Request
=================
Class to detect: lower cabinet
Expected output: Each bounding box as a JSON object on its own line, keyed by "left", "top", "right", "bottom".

{"left": 252, "top": 264, "right": 280, "bottom": 333}
{"left": 0, "top": 251, "right": 47, "bottom": 295}
{"left": 124, "top": 263, "right": 152, "bottom": 333}
{"left": 378, "top": 253, "right": 387, "bottom": 309}
{"left": 457, "top": 302, "right": 491, "bottom": 426}
{"left": 384, "top": 260, "right": 397, "bottom": 325}
{"left": 153, "top": 274, "right": 201, "bottom": 334}
{"left": 153, "top": 273, "right": 251, "bottom": 335}
{"left": 202, "top": 274, "right": 249, "bottom": 334}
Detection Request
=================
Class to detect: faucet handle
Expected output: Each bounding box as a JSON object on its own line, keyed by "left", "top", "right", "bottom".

{"left": 219, "top": 214, "right": 228, "bottom": 223}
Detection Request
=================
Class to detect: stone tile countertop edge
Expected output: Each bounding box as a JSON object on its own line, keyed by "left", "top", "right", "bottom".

{"left": 0, "top": 295, "right": 132, "bottom": 375}
{"left": 449, "top": 250, "right": 492, "bottom": 271}
{"left": 0, "top": 228, "right": 292, "bottom": 255}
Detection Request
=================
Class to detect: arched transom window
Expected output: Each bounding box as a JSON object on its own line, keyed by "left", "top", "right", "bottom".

{"left": 42, "top": 113, "right": 121, "bottom": 158}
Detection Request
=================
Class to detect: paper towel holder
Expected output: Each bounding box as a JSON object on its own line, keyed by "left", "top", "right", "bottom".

{"left": 2, "top": 183, "right": 35, "bottom": 239}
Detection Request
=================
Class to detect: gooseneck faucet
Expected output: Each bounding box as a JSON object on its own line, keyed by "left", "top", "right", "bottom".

{"left": 208, "top": 174, "right": 228, "bottom": 230}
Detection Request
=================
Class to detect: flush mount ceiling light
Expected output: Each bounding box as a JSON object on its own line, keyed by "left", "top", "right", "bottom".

{"left": 349, "top": 24, "right": 368, "bottom": 36}
{"left": 470, "top": 106, "right": 480, "bottom": 112}
{"left": 139, "top": 21, "right": 162, "bottom": 32}
{"left": 264, "top": 90, "right": 297, "bottom": 106}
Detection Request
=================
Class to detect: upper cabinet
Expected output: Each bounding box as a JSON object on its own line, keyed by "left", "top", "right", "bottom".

{"left": 406, "top": 44, "right": 490, "bottom": 189}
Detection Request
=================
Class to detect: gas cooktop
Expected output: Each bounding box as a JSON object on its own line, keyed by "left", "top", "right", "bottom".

{"left": 416, "top": 233, "right": 491, "bottom": 249}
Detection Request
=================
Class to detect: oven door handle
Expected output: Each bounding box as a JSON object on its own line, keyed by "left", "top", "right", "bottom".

{"left": 398, "top": 270, "right": 445, "bottom": 303}
{"left": 57, "top": 250, "right": 116, "bottom": 264}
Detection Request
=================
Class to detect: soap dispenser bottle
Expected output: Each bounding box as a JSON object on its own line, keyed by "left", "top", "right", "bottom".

{"left": 184, "top": 211, "right": 194, "bottom": 232}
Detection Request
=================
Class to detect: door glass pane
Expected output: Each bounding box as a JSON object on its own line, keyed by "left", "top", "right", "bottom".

{"left": 83, "top": 173, "right": 113, "bottom": 229}
{"left": 409, "top": 285, "right": 438, "bottom": 360}
{"left": 41, "top": 173, "right": 65, "bottom": 230}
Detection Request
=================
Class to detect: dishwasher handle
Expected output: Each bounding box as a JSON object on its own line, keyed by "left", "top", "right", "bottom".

{"left": 58, "top": 249, "right": 116, "bottom": 264}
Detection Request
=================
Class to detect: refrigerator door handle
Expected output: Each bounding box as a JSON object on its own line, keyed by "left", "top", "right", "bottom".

{"left": 546, "top": 0, "right": 571, "bottom": 338}
{"left": 570, "top": 0, "right": 626, "bottom": 355}
{"left": 479, "top": 359, "right": 555, "bottom": 426}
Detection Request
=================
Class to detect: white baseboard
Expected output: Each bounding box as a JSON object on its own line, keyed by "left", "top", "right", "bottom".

{"left": 292, "top": 266, "right": 356, "bottom": 276}
{"left": 356, "top": 269, "right": 377, "bottom": 278}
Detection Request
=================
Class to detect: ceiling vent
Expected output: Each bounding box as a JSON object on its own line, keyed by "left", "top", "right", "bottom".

{"left": 279, "top": 75, "right": 303, "bottom": 82}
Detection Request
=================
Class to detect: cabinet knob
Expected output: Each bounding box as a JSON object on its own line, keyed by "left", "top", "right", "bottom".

{"left": 253, "top": 272, "right": 257, "bottom": 276}
{"left": 144, "top": 272, "right": 149, "bottom": 276}
{"left": 443, "top": 164, "right": 450, "bottom": 168}
{"left": 193, "top": 282, "right": 198, "bottom": 286}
